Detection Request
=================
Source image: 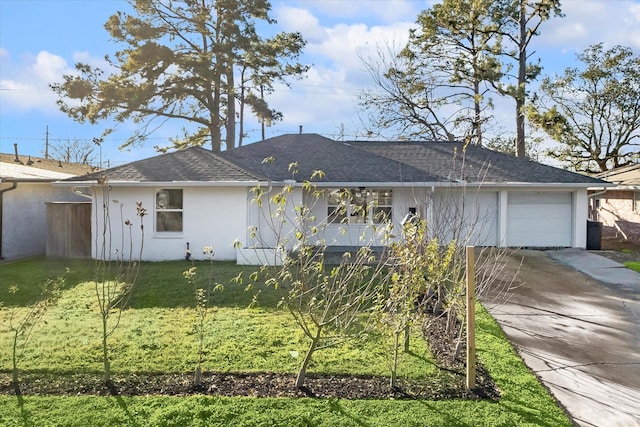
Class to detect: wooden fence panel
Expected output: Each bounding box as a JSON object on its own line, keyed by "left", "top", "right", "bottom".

{"left": 46, "top": 202, "right": 91, "bottom": 258}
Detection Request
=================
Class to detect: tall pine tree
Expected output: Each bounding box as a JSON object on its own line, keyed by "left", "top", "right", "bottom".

{"left": 51, "top": 0, "right": 307, "bottom": 152}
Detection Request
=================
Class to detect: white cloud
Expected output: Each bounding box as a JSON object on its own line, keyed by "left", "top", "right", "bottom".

{"left": 30, "top": 51, "right": 69, "bottom": 85}
{"left": 538, "top": 0, "right": 640, "bottom": 51}
{"left": 286, "top": 0, "right": 420, "bottom": 26}
{"left": 276, "top": 6, "right": 326, "bottom": 42}
{"left": 0, "top": 50, "right": 69, "bottom": 113}
{"left": 268, "top": 3, "right": 417, "bottom": 139}
{"left": 0, "top": 49, "right": 110, "bottom": 115}
{"left": 73, "top": 51, "right": 111, "bottom": 70}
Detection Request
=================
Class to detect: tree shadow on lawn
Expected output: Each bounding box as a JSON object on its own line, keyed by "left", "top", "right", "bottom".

{"left": 0, "top": 258, "right": 94, "bottom": 308}
{"left": 108, "top": 390, "right": 143, "bottom": 427}
{"left": 326, "top": 399, "right": 373, "bottom": 427}
{"left": 15, "top": 391, "right": 34, "bottom": 427}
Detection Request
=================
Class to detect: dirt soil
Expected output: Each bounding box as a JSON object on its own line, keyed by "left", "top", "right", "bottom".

{"left": 0, "top": 313, "right": 499, "bottom": 400}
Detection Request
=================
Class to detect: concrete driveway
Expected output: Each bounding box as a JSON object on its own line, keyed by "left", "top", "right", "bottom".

{"left": 483, "top": 249, "right": 640, "bottom": 427}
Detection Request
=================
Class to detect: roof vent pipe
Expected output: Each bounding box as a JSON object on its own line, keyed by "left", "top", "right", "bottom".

{"left": 299, "top": 125, "right": 303, "bottom": 134}
{"left": 13, "top": 143, "right": 19, "bottom": 162}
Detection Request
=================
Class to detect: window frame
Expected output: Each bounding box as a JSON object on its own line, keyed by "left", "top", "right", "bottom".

{"left": 327, "top": 188, "right": 392, "bottom": 224}
{"left": 155, "top": 188, "right": 184, "bottom": 233}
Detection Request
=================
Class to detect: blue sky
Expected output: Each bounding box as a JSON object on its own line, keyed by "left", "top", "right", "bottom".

{"left": 2, "top": 0, "right": 640, "bottom": 167}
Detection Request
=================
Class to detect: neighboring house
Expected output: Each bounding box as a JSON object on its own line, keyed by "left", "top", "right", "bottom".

{"left": 0, "top": 152, "right": 94, "bottom": 261}
{"left": 592, "top": 163, "right": 640, "bottom": 243}
{"left": 58, "top": 134, "right": 606, "bottom": 264}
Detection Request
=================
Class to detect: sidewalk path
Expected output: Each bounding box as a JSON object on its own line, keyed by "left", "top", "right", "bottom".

{"left": 483, "top": 249, "right": 640, "bottom": 427}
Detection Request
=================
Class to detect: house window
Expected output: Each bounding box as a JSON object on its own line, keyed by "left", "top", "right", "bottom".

{"left": 156, "top": 189, "right": 183, "bottom": 232}
{"left": 327, "top": 188, "right": 392, "bottom": 224}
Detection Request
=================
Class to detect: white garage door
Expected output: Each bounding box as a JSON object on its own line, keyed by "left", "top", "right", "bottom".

{"left": 507, "top": 192, "right": 572, "bottom": 247}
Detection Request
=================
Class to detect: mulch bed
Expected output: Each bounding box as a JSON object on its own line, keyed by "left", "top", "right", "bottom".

{"left": 0, "top": 314, "right": 499, "bottom": 400}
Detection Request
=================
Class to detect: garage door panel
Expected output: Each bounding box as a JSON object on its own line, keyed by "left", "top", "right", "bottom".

{"left": 507, "top": 192, "right": 572, "bottom": 247}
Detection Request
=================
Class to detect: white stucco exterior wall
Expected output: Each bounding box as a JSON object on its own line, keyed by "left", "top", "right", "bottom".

{"left": 87, "top": 184, "right": 590, "bottom": 264}
{"left": 573, "top": 190, "right": 588, "bottom": 248}
{"left": 91, "top": 185, "right": 249, "bottom": 262}
{"left": 2, "top": 182, "right": 85, "bottom": 260}
{"left": 244, "top": 185, "right": 588, "bottom": 252}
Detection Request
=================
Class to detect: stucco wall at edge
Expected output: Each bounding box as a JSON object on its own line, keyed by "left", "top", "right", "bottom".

{"left": 2, "top": 183, "right": 85, "bottom": 260}
{"left": 91, "top": 186, "right": 248, "bottom": 262}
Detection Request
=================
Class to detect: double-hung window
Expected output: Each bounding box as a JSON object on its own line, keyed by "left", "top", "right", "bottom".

{"left": 156, "top": 189, "right": 183, "bottom": 232}
{"left": 327, "top": 188, "right": 392, "bottom": 224}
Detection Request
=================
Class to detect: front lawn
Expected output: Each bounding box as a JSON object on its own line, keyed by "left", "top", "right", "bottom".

{"left": 0, "top": 258, "right": 572, "bottom": 426}
{"left": 625, "top": 261, "right": 640, "bottom": 272}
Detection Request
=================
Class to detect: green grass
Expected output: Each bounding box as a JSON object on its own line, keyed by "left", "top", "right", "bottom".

{"left": 0, "top": 258, "right": 572, "bottom": 426}
{"left": 625, "top": 261, "right": 640, "bottom": 272}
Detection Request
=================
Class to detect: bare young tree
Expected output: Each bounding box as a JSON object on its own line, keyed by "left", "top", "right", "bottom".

{"left": 377, "top": 152, "right": 519, "bottom": 382}
{"left": 92, "top": 180, "right": 146, "bottom": 384}
{"left": 244, "top": 153, "right": 518, "bottom": 390}
{"left": 183, "top": 246, "right": 223, "bottom": 386}
{"left": 3, "top": 274, "right": 66, "bottom": 393}
{"left": 245, "top": 167, "right": 393, "bottom": 389}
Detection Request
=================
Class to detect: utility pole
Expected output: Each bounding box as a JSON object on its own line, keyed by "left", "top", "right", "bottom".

{"left": 45, "top": 126, "right": 49, "bottom": 159}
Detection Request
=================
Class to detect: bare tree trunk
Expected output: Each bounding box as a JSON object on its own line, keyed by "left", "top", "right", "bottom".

{"left": 403, "top": 324, "right": 410, "bottom": 352}
{"left": 391, "top": 330, "right": 400, "bottom": 389}
{"left": 12, "top": 330, "right": 19, "bottom": 393}
{"left": 226, "top": 69, "right": 236, "bottom": 150}
{"left": 209, "top": 0, "right": 223, "bottom": 152}
{"left": 474, "top": 78, "right": 482, "bottom": 146}
{"left": 296, "top": 328, "right": 321, "bottom": 389}
{"left": 102, "top": 315, "right": 111, "bottom": 384}
{"left": 453, "top": 320, "right": 465, "bottom": 360}
{"left": 515, "top": 0, "right": 527, "bottom": 158}
{"left": 238, "top": 70, "right": 246, "bottom": 147}
{"left": 194, "top": 365, "right": 202, "bottom": 386}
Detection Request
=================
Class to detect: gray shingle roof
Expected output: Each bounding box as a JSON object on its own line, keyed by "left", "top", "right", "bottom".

{"left": 64, "top": 146, "right": 262, "bottom": 182}
{"left": 222, "top": 134, "right": 605, "bottom": 185}
{"left": 64, "top": 134, "right": 607, "bottom": 186}
{"left": 349, "top": 141, "right": 603, "bottom": 184}
{"left": 220, "top": 134, "right": 439, "bottom": 182}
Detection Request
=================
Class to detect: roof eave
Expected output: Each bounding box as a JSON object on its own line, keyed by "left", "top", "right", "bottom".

{"left": 265, "top": 180, "right": 608, "bottom": 189}
{"left": 1, "top": 177, "right": 61, "bottom": 183}
{"left": 54, "top": 179, "right": 608, "bottom": 189}
{"left": 592, "top": 184, "right": 640, "bottom": 190}
{"left": 54, "top": 180, "right": 260, "bottom": 187}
